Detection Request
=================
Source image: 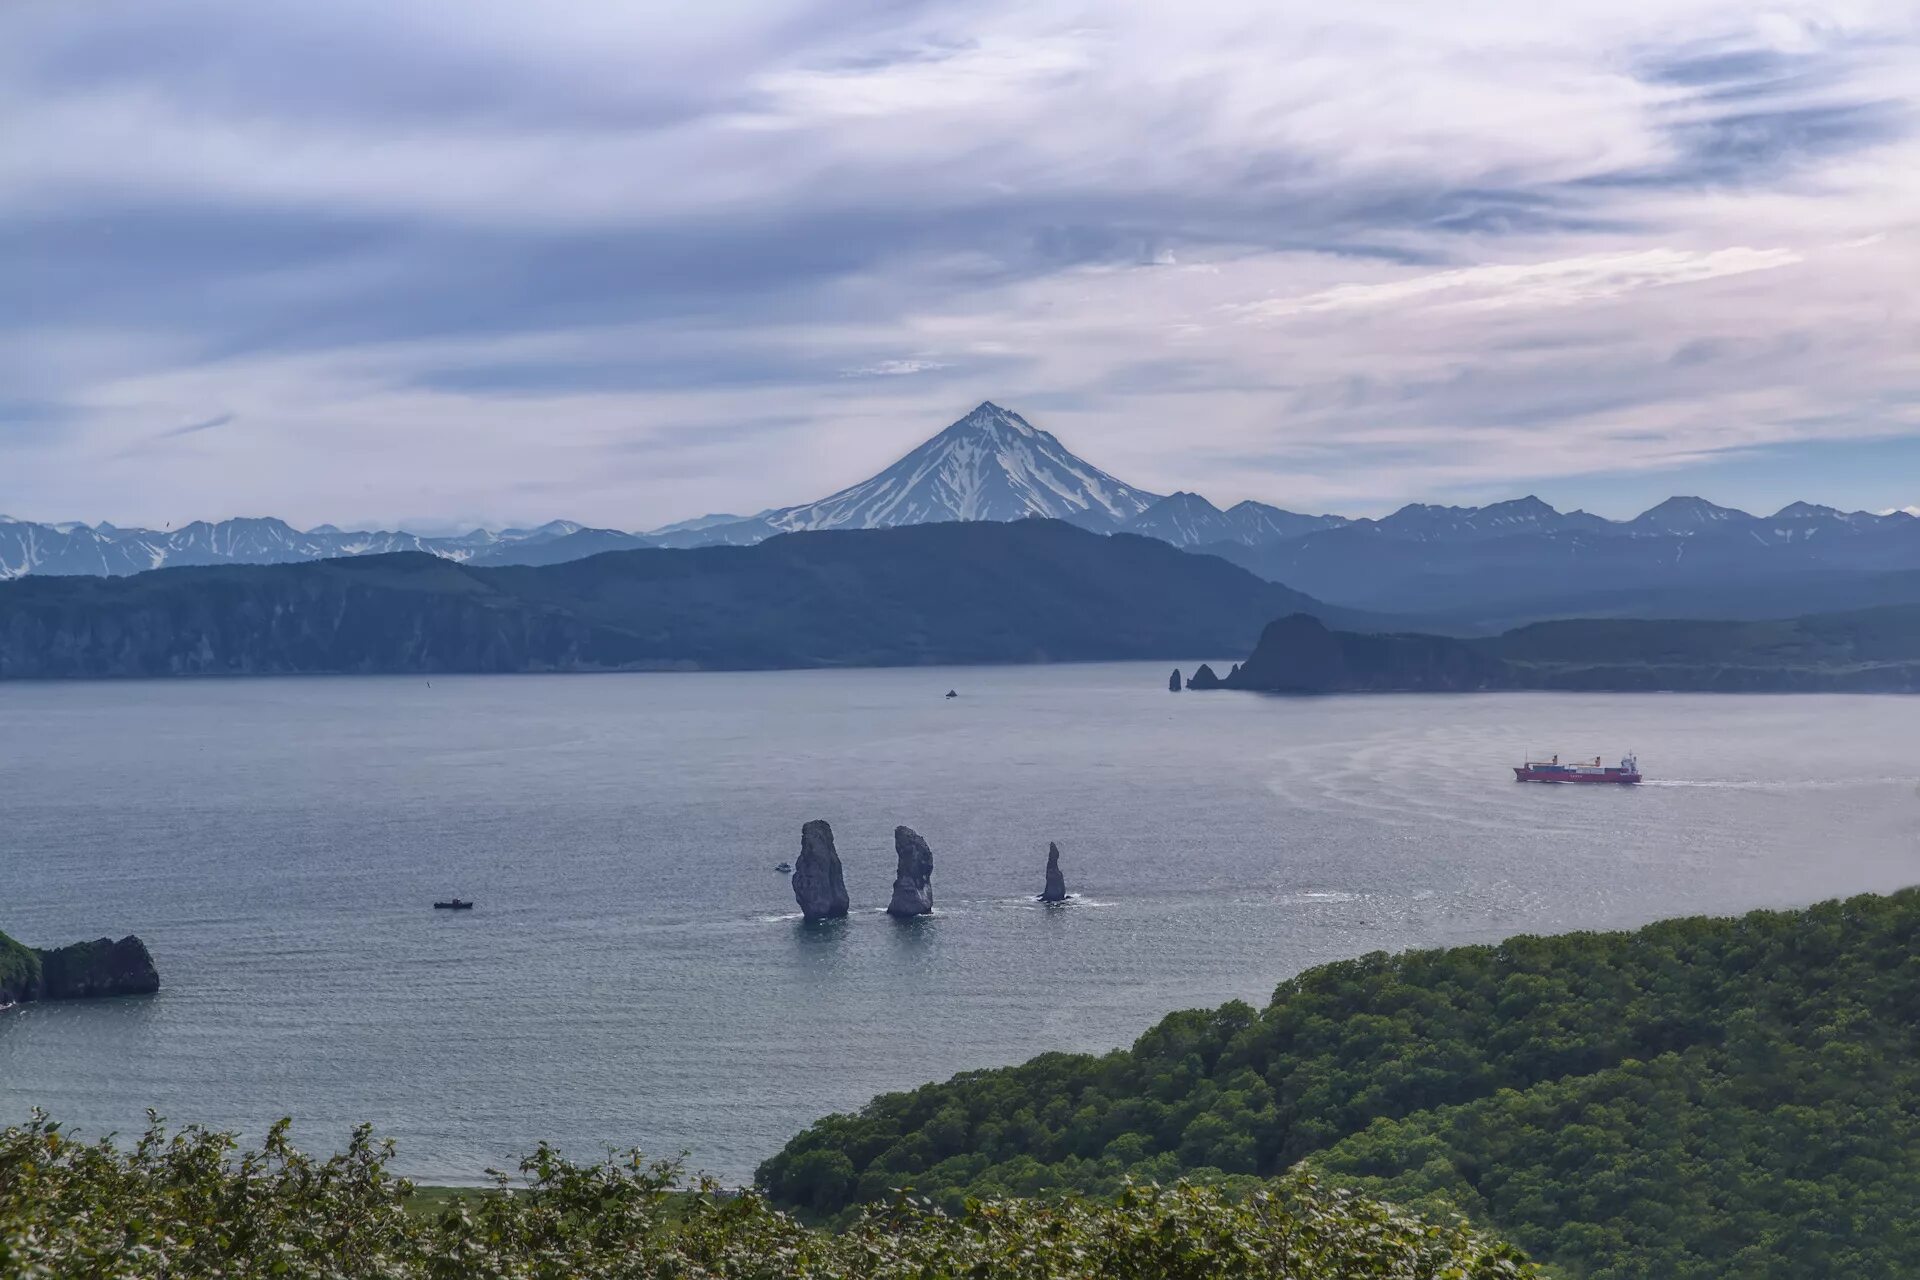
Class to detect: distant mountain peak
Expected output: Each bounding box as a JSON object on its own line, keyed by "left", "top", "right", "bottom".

{"left": 761, "top": 402, "right": 1160, "bottom": 534}
{"left": 1773, "top": 501, "right": 1849, "bottom": 520}
{"left": 1121, "top": 491, "right": 1235, "bottom": 548}
{"left": 1631, "top": 496, "right": 1753, "bottom": 532}
{"left": 1487, "top": 495, "right": 1556, "bottom": 513}
{"left": 644, "top": 512, "right": 749, "bottom": 537}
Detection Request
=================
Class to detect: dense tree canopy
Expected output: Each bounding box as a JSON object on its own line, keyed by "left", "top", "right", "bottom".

{"left": 0, "top": 931, "right": 36, "bottom": 1004}
{"left": 0, "top": 1114, "right": 1531, "bottom": 1279}
{"left": 759, "top": 890, "right": 1920, "bottom": 1276}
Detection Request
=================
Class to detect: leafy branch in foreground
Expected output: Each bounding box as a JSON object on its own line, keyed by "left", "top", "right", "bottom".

{"left": 0, "top": 1111, "right": 1533, "bottom": 1278}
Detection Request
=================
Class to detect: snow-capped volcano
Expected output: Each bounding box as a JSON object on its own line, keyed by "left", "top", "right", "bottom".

{"left": 763, "top": 402, "right": 1161, "bottom": 533}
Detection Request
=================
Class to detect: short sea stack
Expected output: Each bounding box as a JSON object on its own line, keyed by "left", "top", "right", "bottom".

{"left": 1040, "top": 842, "right": 1068, "bottom": 903}
{"left": 1168, "top": 668, "right": 1182, "bottom": 692}
{"left": 791, "top": 820, "right": 850, "bottom": 921}
{"left": 887, "top": 826, "right": 935, "bottom": 917}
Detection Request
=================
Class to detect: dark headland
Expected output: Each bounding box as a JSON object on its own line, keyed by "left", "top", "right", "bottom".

{"left": 1184, "top": 610, "right": 1920, "bottom": 694}
{"left": 1, "top": 930, "right": 159, "bottom": 1007}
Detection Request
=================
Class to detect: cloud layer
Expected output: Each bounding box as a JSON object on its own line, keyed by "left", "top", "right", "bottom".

{"left": 3, "top": 0, "right": 1917, "bottom": 525}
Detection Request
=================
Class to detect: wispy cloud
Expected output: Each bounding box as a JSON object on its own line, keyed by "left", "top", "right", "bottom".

{"left": 1238, "top": 247, "right": 1804, "bottom": 319}
{"left": 0, "top": 0, "right": 1916, "bottom": 525}
{"left": 841, "top": 359, "right": 952, "bottom": 377}
{"left": 156, "top": 411, "right": 235, "bottom": 438}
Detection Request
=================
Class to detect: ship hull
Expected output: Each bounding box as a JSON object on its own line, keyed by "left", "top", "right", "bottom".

{"left": 1513, "top": 767, "right": 1640, "bottom": 784}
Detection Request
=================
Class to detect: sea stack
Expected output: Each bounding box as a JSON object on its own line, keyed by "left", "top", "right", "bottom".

{"left": 791, "top": 820, "right": 850, "bottom": 921}
{"left": 1186, "top": 663, "right": 1222, "bottom": 690}
{"left": 887, "top": 826, "right": 935, "bottom": 917}
{"left": 1168, "top": 668, "right": 1182, "bottom": 692}
{"left": 1040, "top": 842, "right": 1068, "bottom": 903}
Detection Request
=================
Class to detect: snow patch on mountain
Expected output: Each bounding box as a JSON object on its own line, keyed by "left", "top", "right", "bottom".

{"left": 763, "top": 402, "right": 1161, "bottom": 533}
{"left": 1120, "top": 493, "right": 1236, "bottom": 548}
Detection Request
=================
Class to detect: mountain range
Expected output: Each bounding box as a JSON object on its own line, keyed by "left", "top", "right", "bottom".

{"left": 0, "top": 520, "right": 1385, "bottom": 679}
{"left": 0, "top": 514, "right": 619, "bottom": 579}
{"left": 8, "top": 401, "right": 1920, "bottom": 627}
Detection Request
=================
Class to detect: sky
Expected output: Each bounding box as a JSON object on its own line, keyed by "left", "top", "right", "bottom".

{"left": 4, "top": 0, "right": 1918, "bottom": 530}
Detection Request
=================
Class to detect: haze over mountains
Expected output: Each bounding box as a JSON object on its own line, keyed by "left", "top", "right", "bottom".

{"left": 8, "top": 400, "right": 1920, "bottom": 626}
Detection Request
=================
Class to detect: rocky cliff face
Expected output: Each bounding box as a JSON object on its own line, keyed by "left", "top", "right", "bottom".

{"left": 887, "top": 827, "right": 935, "bottom": 917}
{"left": 1, "top": 931, "right": 159, "bottom": 1005}
{"left": 1040, "top": 842, "right": 1068, "bottom": 903}
{"left": 792, "top": 820, "right": 851, "bottom": 921}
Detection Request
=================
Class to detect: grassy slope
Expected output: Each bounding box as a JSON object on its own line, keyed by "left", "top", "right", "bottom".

{"left": 758, "top": 890, "right": 1920, "bottom": 1277}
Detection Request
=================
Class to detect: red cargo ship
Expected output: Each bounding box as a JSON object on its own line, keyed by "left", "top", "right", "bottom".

{"left": 1514, "top": 753, "right": 1641, "bottom": 784}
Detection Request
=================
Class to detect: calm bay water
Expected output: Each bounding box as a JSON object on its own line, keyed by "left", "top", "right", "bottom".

{"left": 2, "top": 665, "right": 1916, "bottom": 1183}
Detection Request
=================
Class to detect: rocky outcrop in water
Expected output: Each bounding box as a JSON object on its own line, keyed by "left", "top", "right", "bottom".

{"left": 887, "top": 826, "right": 935, "bottom": 917}
{"left": 1040, "top": 842, "right": 1068, "bottom": 903}
{"left": 1223, "top": 613, "right": 1511, "bottom": 693}
{"left": 1, "top": 931, "right": 160, "bottom": 1006}
{"left": 1185, "top": 663, "right": 1223, "bottom": 690}
{"left": 37, "top": 936, "right": 161, "bottom": 999}
{"left": 792, "top": 820, "right": 850, "bottom": 921}
{"left": 1168, "top": 668, "right": 1182, "bottom": 691}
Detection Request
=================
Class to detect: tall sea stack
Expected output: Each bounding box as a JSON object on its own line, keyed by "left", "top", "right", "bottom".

{"left": 887, "top": 826, "right": 935, "bottom": 917}
{"left": 1168, "top": 668, "right": 1182, "bottom": 692}
{"left": 791, "top": 820, "right": 850, "bottom": 921}
{"left": 1040, "top": 842, "right": 1068, "bottom": 903}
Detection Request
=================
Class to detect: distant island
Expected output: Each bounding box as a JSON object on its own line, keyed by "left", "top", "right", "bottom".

{"left": 1184, "top": 610, "right": 1920, "bottom": 694}
{"left": 0, "top": 520, "right": 1387, "bottom": 680}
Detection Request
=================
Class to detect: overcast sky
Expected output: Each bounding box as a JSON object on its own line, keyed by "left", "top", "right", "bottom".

{"left": 5, "top": 0, "right": 1918, "bottom": 530}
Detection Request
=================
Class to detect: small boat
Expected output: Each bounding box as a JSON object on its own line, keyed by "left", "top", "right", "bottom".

{"left": 774, "top": 862, "right": 793, "bottom": 874}
{"left": 1514, "top": 753, "right": 1641, "bottom": 785}
{"left": 945, "top": 689, "right": 958, "bottom": 699}
{"left": 432, "top": 899, "right": 474, "bottom": 910}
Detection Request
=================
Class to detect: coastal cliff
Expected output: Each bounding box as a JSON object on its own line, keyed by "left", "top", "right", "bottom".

{"left": 0, "top": 930, "right": 159, "bottom": 1006}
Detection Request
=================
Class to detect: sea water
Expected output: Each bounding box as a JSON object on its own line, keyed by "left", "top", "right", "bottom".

{"left": 2, "top": 665, "right": 1914, "bottom": 1182}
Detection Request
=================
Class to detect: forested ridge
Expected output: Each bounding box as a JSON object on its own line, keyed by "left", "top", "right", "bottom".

{"left": 0, "top": 520, "right": 1379, "bottom": 678}
{"left": 759, "top": 889, "right": 1920, "bottom": 1278}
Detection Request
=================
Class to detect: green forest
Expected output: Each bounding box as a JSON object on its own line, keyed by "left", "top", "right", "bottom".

{"left": 0, "top": 1115, "right": 1530, "bottom": 1278}
{"left": 759, "top": 889, "right": 1920, "bottom": 1278}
